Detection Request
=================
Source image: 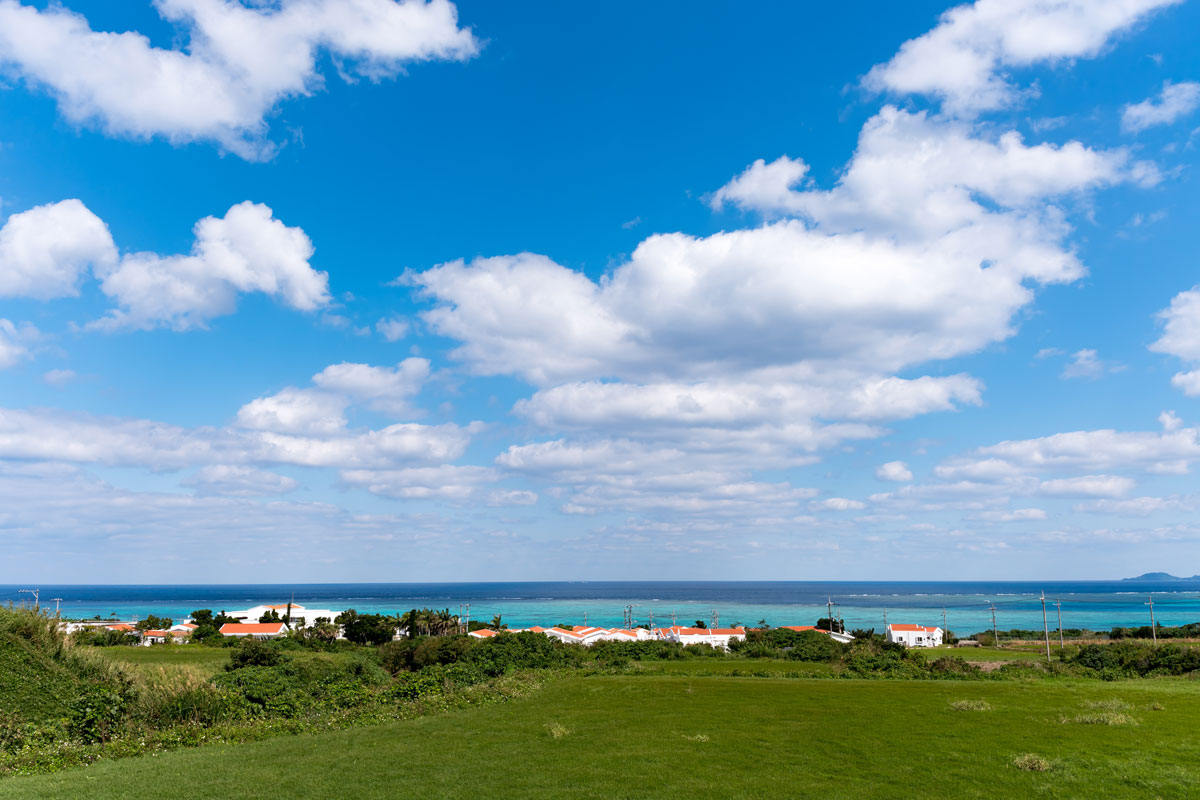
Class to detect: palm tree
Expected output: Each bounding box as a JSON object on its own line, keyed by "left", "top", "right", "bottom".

{"left": 490, "top": 614, "right": 503, "bottom": 630}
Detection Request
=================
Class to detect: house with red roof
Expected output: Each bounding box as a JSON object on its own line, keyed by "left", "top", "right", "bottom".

{"left": 778, "top": 625, "right": 855, "bottom": 644}
{"left": 468, "top": 628, "right": 499, "bottom": 639}
{"left": 655, "top": 625, "right": 747, "bottom": 649}
{"left": 885, "top": 623, "right": 943, "bottom": 648}
{"left": 219, "top": 622, "right": 287, "bottom": 639}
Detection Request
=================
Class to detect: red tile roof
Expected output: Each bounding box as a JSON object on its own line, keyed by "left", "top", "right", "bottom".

{"left": 469, "top": 629, "right": 498, "bottom": 637}
{"left": 220, "top": 623, "right": 286, "bottom": 635}
{"left": 889, "top": 624, "right": 940, "bottom": 633}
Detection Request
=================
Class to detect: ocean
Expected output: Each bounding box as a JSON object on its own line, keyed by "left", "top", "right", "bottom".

{"left": 5, "top": 580, "right": 1199, "bottom": 635}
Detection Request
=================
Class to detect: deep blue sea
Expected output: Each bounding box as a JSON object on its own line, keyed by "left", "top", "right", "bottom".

{"left": 4, "top": 581, "right": 1199, "bottom": 635}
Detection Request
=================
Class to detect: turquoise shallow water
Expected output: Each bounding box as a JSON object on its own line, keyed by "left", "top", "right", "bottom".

{"left": 5, "top": 581, "right": 1198, "bottom": 636}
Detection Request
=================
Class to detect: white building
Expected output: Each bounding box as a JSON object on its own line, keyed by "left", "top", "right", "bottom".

{"left": 219, "top": 622, "right": 287, "bottom": 639}
{"left": 655, "top": 626, "right": 747, "bottom": 649}
{"left": 886, "top": 624, "right": 943, "bottom": 648}
{"left": 779, "top": 625, "right": 855, "bottom": 644}
{"left": 544, "top": 626, "right": 611, "bottom": 646}
{"left": 223, "top": 603, "right": 343, "bottom": 628}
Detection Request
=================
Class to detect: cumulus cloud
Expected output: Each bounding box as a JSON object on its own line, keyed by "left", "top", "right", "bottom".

{"left": 312, "top": 358, "right": 430, "bottom": 415}
{"left": 968, "top": 508, "right": 1047, "bottom": 522}
{"left": 0, "top": 199, "right": 116, "bottom": 299}
{"left": 236, "top": 388, "right": 347, "bottom": 435}
{"left": 1061, "top": 349, "right": 1108, "bottom": 379}
{"left": 0, "top": 320, "right": 40, "bottom": 369}
{"left": 1151, "top": 287, "right": 1200, "bottom": 395}
{"left": 938, "top": 425, "right": 1200, "bottom": 478}
{"left": 1122, "top": 80, "right": 1200, "bottom": 133}
{"left": 42, "top": 369, "right": 77, "bottom": 387}
{"left": 0, "top": 405, "right": 473, "bottom": 470}
{"left": 92, "top": 201, "right": 329, "bottom": 331}
{"left": 876, "top": 461, "right": 914, "bottom": 482}
{"left": 183, "top": 464, "right": 298, "bottom": 496}
{"left": 376, "top": 316, "right": 410, "bottom": 342}
{"left": 0, "top": 0, "right": 478, "bottom": 158}
{"left": 864, "top": 0, "right": 1181, "bottom": 114}
{"left": 341, "top": 464, "right": 497, "bottom": 500}
{"left": 1075, "top": 495, "right": 1193, "bottom": 516}
{"left": 1038, "top": 474, "right": 1135, "bottom": 498}
{"left": 811, "top": 497, "right": 866, "bottom": 511}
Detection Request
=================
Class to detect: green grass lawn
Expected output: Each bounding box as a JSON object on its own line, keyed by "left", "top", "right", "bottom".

{"left": 627, "top": 658, "right": 836, "bottom": 676}
{"left": 91, "top": 645, "right": 231, "bottom": 669}
{"left": 916, "top": 645, "right": 1049, "bottom": 662}
{"left": 5, "top": 674, "right": 1198, "bottom": 799}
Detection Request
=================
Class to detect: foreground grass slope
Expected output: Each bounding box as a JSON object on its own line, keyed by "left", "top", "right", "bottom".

{"left": 6, "top": 675, "right": 1198, "bottom": 800}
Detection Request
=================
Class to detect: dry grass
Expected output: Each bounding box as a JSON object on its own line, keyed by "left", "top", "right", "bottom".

{"left": 681, "top": 733, "right": 710, "bottom": 742}
{"left": 1062, "top": 711, "right": 1139, "bottom": 726}
{"left": 949, "top": 699, "right": 992, "bottom": 711}
{"left": 1012, "top": 753, "right": 1052, "bottom": 772}
{"left": 544, "top": 722, "right": 571, "bottom": 739}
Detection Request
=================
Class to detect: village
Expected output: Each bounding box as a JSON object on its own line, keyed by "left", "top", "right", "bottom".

{"left": 62, "top": 602, "right": 947, "bottom": 649}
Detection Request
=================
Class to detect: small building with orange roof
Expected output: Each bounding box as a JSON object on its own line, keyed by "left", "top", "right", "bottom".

{"left": 655, "top": 625, "right": 747, "bottom": 649}
{"left": 219, "top": 622, "right": 287, "bottom": 639}
{"left": 885, "top": 623, "right": 943, "bottom": 648}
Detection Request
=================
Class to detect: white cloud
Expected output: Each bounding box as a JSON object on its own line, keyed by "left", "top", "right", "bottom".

{"left": 0, "top": 405, "right": 473, "bottom": 470}
{"left": 488, "top": 489, "right": 538, "bottom": 506}
{"left": 1151, "top": 287, "right": 1200, "bottom": 395}
{"left": 0, "top": 319, "right": 39, "bottom": 369}
{"left": 969, "top": 508, "right": 1047, "bottom": 521}
{"left": 1159, "top": 410, "right": 1182, "bottom": 432}
{"left": 0, "top": 199, "right": 116, "bottom": 299}
{"left": 1061, "top": 349, "right": 1104, "bottom": 379}
{"left": 183, "top": 464, "right": 298, "bottom": 496}
{"left": 1038, "top": 474, "right": 1135, "bottom": 498}
{"left": 811, "top": 497, "right": 866, "bottom": 511}
{"left": 376, "top": 316, "right": 410, "bottom": 342}
{"left": 0, "top": 0, "right": 478, "bottom": 159}
{"left": 1122, "top": 80, "right": 1200, "bottom": 133}
{"left": 236, "top": 388, "right": 347, "bottom": 435}
{"left": 939, "top": 425, "right": 1200, "bottom": 477}
{"left": 1075, "top": 495, "right": 1193, "bottom": 516}
{"left": 92, "top": 202, "right": 329, "bottom": 331}
{"left": 42, "top": 368, "right": 77, "bottom": 387}
{"left": 312, "top": 358, "right": 430, "bottom": 415}
{"left": 340, "top": 464, "right": 497, "bottom": 500}
{"left": 876, "top": 461, "right": 914, "bottom": 482}
{"left": 864, "top": 0, "right": 1181, "bottom": 114}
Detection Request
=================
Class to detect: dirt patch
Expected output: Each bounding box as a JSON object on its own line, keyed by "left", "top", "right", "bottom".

{"left": 973, "top": 661, "right": 1007, "bottom": 672}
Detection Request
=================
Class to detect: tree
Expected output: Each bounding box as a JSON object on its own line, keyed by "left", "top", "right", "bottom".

{"left": 693, "top": 620, "right": 707, "bottom": 629}
{"left": 490, "top": 614, "right": 504, "bottom": 631}
{"left": 336, "top": 609, "right": 396, "bottom": 645}
{"left": 135, "top": 615, "right": 172, "bottom": 632}
{"left": 815, "top": 617, "right": 845, "bottom": 634}
{"left": 259, "top": 609, "right": 282, "bottom": 623}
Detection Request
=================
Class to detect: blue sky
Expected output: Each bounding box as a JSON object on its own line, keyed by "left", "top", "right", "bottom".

{"left": 1, "top": 0, "right": 1200, "bottom": 583}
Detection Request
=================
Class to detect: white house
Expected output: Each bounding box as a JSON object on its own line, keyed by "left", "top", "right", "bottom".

{"left": 219, "top": 622, "right": 287, "bottom": 639}
{"left": 886, "top": 624, "right": 943, "bottom": 648}
{"left": 468, "top": 629, "right": 499, "bottom": 639}
{"left": 656, "top": 626, "right": 747, "bottom": 649}
{"left": 224, "top": 603, "right": 343, "bottom": 628}
{"left": 779, "top": 625, "right": 855, "bottom": 644}
{"left": 544, "top": 626, "right": 611, "bottom": 646}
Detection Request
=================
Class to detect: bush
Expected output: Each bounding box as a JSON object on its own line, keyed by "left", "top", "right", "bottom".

{"left": 67, "top": 684, "right": 130, "bottom": 743}
{"left": 227, "top": 638, "right": 290, "bottom": 670}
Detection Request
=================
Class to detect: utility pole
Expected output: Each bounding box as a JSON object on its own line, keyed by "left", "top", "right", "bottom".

{"left": 989, "top": 603, "right": 999, "bottom": 648}
{"left": 50, "top": 597, "right": 63, "bottom": 616}
{"left": 647, "top": 610, "right": 653, "bottom": 631}
{"left": 583, "top": 611, "right": 588, "bottom": 627}
{"left": 1055, "top": 599, "right": 1064, "bottom": 649}
{"left": 827, "top": 596, "right": 835, "bottom": 630}
{"left": 18, "top": 588, "right": 38, "bottom": 610}
{"left": 1146, "top": 596, "right": 1158, "bottom": 644}
{"left": 941, "top": 607, "right": 947, "bottom": 637}
{"left": 883, "top": 608, "right": 888, "bottom": 633}
{"left": 1040, "top": 592, "right": 1051, "bottom": 663}
{"left": 710, "top": 609, "right": 719, "bottom": 630}
{"left": 670, "top": 610, "right": 677, "bottom": 626}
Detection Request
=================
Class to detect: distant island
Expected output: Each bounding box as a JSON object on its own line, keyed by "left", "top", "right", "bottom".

{"left": 1122, "top": 572, "right": 1200, "bottom": 582}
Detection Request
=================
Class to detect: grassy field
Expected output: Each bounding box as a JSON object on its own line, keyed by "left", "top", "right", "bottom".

{"left": 916, "top": 645, "right": 1049, "bottom": 662}
{"left": 5, "top": 673, "right": 1198, "bottom": 799}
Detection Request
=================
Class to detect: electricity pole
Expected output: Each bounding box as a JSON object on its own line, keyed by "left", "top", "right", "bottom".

{"left": 18, "top": 588, "right": 38, "bottom": 610}
{"left": 1055, "top": 599, "right": 1064, "bottom": 649}
{"left": 710, "top": 609, "right": 719, "bottom": 630}
{"left": 1040, "top": 592, "right": 1051, "bottom": 663}
{"left": 883, "top": 608, "right": 888, "bottom": 634}
{"left": 989, "top": 603, "right": 999, "bottom": 648}
{"left": 941, "top": 607, "right": 947, "bottom": 638}
{"left": 647, "top": 610, "right": 653, "bottom": 631}
{"left": 670, "top": 610, "right": 677, "bottom": 626}
{"left": 827, "top": 597, "right": 835, "bottom": 631}
{"left": 50, "top": 597, "right": 63, "bottom": 616}
{"left": 1146, "top": 596, "right": 1157, "bottom": 644}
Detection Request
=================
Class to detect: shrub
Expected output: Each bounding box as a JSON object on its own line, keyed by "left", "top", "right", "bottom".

{"left": 227, "top": 638, "right": 290, "bottom": 670}
{"left": 949, "top": 699, "right": 991, "bottom": 711}
{"left": 1012, "top": 753, "right": 1051, "bottom": 772}
{"left": 67, "top": 684, "right": 130, "bottom": 743}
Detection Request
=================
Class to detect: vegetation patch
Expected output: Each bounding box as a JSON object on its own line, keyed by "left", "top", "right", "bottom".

{"left": 544, "top": 722, "right": 571, "bottom": 739}
{"left": 1012, "top": 753, "right": 1052, "bottom": 772}
{"left": 948, "top": 699, "right": 992, "bottom": 711}
{"left": 1062, "top": 711, "right": 1139, "bottom": 726}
